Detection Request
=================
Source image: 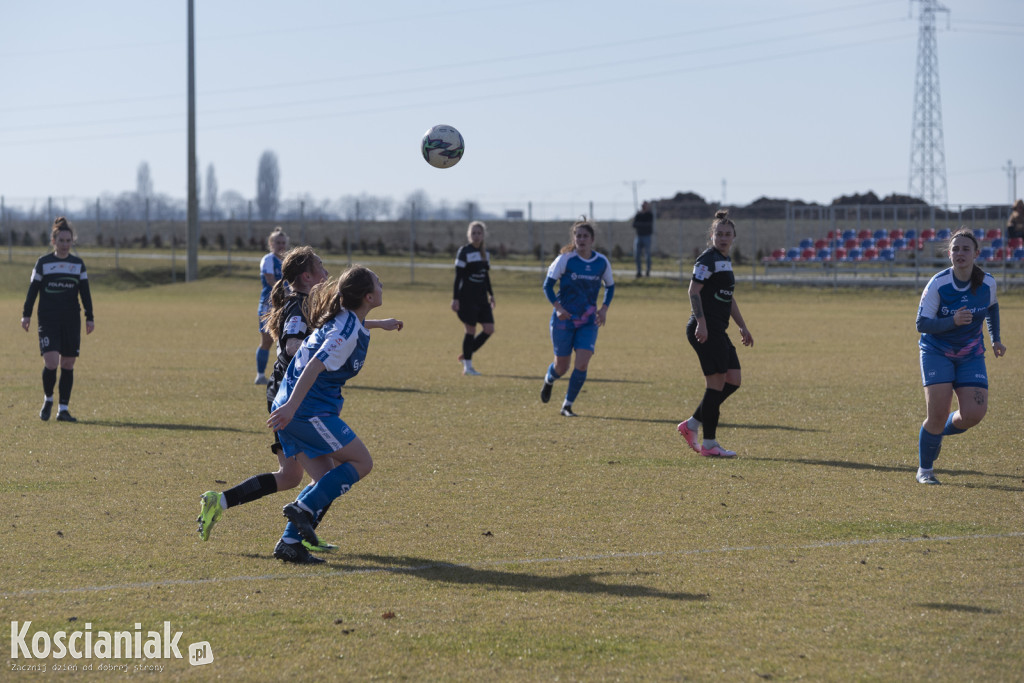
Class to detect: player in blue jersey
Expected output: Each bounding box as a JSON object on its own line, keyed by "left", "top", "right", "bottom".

{"left": 255, "top": 227, "right": 289, "bottom": 385}
{"left": 267, "top": 265, "right": 403, "bottom": 564}
{"left": 914, "top": 228, "right": 1005, "bottom": 485}
{"left": 539, "top": 218, "right": 615, "bottom": 417}
{"left": 677, "top": 210, "right": 754, "bottom": 458}
{"left": 196, "top": 246, "right": 329, "bottom": 542}
{"left": 21, "top": 217, "right": 95, "bottom": 423}
{"left": 452, "top": 221, "right": 496, "bottom": 375}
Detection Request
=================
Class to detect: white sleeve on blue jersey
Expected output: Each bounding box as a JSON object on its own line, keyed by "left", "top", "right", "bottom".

{"left": 984, "top": 274, "right": 998, "bottom": 306}
{"left": 917, "top": 274, "right": 942, "bottom": 318}
{"left": 546, "top": 253, "right": 570, "bottom": 281}
{"left": 600, "top": 255, "right": 615, "bottom": 287}
{"left": 260, "top": 254, "right": 276, "bottom": 277}
{"left": 314, "top": 314, "right": 363, "bottom": 372}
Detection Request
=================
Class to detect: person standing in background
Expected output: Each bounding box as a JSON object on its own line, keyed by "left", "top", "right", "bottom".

{"left": 632, "top": 201, "right": 654, "bottom": 278}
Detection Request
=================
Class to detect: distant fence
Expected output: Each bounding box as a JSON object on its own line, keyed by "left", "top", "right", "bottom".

{"left": 2, "top": 202, "right": 1015, "bottom": 273}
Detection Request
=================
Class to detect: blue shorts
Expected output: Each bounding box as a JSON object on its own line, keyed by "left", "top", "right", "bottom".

{"left": 920, "top": 350, "right": 988, "bottom": 389}
{"left": 550, "top": 317, "right": 598, "bottom": 357}
{"left": 276, "top": 415, "right": 357, "bottom": 459}
{"left": 258, "top": 302, "right": 271, "bottom": 333}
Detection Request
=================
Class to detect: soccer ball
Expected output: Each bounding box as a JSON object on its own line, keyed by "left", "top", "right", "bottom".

{"left": 421, "top": 124, "right": 464, "bottom": 168}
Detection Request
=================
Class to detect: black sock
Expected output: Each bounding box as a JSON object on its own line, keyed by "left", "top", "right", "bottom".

{"left": 721, "top": 383, "right": 739, "bottom": 402}
{"left": 472, "top": 332, "right": 491, "bottom": 352}
{"left": 313, "top": 501, "right": 333, "bottom": 528}
{"left": 42, "top": 367, "right": 57, "bottom": 398}
{"left": 223, "top": 473, "right": 278, "bottom": 508}
{"left": 699, "top": 388, "right": 725, "bottom": 440}
{"left": 462, "top": 334, "right": 475, "bottom": 361}
{"left": 58, "top": 369, "right": 74, "bottom": 406}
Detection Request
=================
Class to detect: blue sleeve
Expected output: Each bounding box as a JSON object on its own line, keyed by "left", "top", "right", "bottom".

{"left": 986, "top": 303, "right": 1001, "bottom": 343}
{"left": 602, "top": 283, "right": 615, "bottom": 307}
{"left": 916, "top": 312, "right": 956, "bottom": 335}
{"left": 543, "top": 277, "right": 558, "bottom": 304}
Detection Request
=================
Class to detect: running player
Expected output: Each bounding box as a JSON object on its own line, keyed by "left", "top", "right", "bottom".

{"left": 196, "top": 246, "right": 328, "bottom": 542}
{"left": 452, "top": 221, "right": 495, "bottom": 375}
{"left": 915, "top": 228, "right": 1005, "bottom": 485}
{"left": 267, "top": 266, "right": 403, "bottom": 564}
{"left": 255, "top": 227, "right": 289, "bottom": 385}
{"left": 539, "top": 218, "right": 615, "bottom": 417}
{"left": 677, "top": 210, "right": 754, "bottom": 458}
{"left": 21, "top": 217, "right": 95, "bottom": 423}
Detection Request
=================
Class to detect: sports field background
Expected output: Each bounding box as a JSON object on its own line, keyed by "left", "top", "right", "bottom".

{"left": 2, "top": 252, "right": 1022, "bottom": 680}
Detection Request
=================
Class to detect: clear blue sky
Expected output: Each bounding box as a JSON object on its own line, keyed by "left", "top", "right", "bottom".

{"left": 1, "top": 0, "right": 1022, "bottom": 219}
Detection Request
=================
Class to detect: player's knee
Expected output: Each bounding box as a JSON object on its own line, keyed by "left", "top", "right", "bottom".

{"left": 277, "top": 464, "right": 304, "bottom": 491}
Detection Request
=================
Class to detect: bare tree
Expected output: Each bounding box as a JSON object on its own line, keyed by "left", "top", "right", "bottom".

{"left": 256, "top": 150, "right": 280, "bottom": 220}
{"left": 205, "top": 163, "right": 219, "bottom": 220}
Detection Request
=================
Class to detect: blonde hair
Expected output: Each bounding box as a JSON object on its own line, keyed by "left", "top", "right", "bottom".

{"left": 306, "top": 265, "right": 377, "bottom": 328}
{"left": 467, "top": 221, "right": 488, "bottom": 260}
{"left": 560, "top": 216, "right": 596, "bottom": 254}
{"left": 267, "top": 227, "right": 289, "bottom": 252}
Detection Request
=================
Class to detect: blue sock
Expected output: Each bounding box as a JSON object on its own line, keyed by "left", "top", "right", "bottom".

{"left": 282, "top": 484, "right": 316, "bottom": 542}
{"left": 256, "top": 348, "right": 269, "bottom": 374}
{"left": 565, "top": 369, "right": 587, "bottom": 404}
{"left": 943, "top": 412, "right": 966, "bottom": 436}
{"left": 545, "top": 363, "right": 562, "bottom": 385}
{"left": 918, "top": 427, "right": 943, "bottom": 469}
{"left": 297, "top": 463, "right": 360, "bottom": 516}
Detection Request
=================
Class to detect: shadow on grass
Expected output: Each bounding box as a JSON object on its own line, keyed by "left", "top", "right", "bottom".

{"left": 486, "top": 374, "right": 648, "bottom": 385}
{"left": 345, "top": 385, "right": 429, "bottom": 394}
{"left": 84, "top": 419, "right": 253, "bottom": 433}
{"left": 916, "top": 602, "right": 1001, "bottom": 614}
{"left": 748, "top": 456, "right": 1024, "bottom": 491}
{"left": 337, "top": 553, "right": 709, "bottom": 601}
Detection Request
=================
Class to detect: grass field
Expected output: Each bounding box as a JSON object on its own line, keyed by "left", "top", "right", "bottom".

{"left": 2, "top": 252, "right": 1022, "bottom": 681}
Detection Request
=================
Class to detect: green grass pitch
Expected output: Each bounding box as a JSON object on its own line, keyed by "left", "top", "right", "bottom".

{"left": 1, "top": 252, "right": 1022, "bottom": 680}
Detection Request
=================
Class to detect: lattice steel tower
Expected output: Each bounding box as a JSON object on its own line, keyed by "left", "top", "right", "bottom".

{"left": 908, "top": 0, "right": 949, "bottom": 206}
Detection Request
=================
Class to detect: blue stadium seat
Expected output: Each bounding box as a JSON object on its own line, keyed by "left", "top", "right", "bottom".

{"left": 936, "top": 229, "right": 950, "bottom": 240}
{"left": 786, "top": 248, "right": 800, "bottom": 261}
{"left": 873, "top": 229, "right": 887, "bottom": 241}
{"left": 847, "top": 247, "right": 863, "bottom": 261}
{"left": 892, "top": 238, "right": 907, "bottom": 250}
{"left": 860, "top": 238, "right": 875, "bottom": 249}
{"left": 904, "top": 229, "right": 917, "bottom": 240}
{"left": 1014, "top": 248, "right": 1024, "bottom": 261}
{"left": 979, "top": 247, "right": 994, "bottom": 261}
{"left": 973, "top": 228, "right": 985, "bottom": 240}
{"left": 799, "top": 238, "right": 813, "bottom": 249}
{"left": 816, "top": 248, "right": 831, "bottom": 260}
{"left": 879, "top": 248, "right": 895, "bottom": 261}
{"left": 991, "top": 237, "right": 1003, "bottom": 249}
{"left": 842, "top": 229, "right": 856, "bottom": 241}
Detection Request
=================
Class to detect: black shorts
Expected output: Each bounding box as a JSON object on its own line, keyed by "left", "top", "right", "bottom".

{"left": 456, "top": 296, "right": 494, "bottom": 326}
{"left": 686, "top": 319, "right": 739, "bottom": 376}
{"left": 37, "top": 318, "right": 81, "bottom": 357}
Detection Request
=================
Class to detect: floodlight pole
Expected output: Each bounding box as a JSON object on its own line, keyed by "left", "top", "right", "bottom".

{"left": 186, "top": 0, "right": 199, "bottom": 281}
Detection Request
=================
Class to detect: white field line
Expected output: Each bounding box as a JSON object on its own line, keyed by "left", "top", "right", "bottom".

{"left": 4, "top": 531, "right": 1022, "bottom": 598}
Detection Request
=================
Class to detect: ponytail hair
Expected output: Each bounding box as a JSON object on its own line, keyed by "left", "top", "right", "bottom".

{"left": 948, "top": 227, "right": 985, "bottom": 293}
{"left": 261, "top": 246, "right": 320, "bottom": 342}
{"left": 560, "top": 216, "right": 596, "bottom": 254}
{"left": 306, "top": 265, "right": 377, "bottom": 328}
{"left": 51, "top": 216, "right": 75, "bottom": 242}
{"left": 708, "top": 210, "right": 735, "bottom": 243}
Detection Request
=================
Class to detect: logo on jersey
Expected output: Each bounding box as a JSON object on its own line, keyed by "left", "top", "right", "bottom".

{"left": 694, "top": 264, "right": 711, "bottom": 280}
{"left": 352, "top": 359, "right": 363, "bottom": 372}
{"left": 715, "top": 261, "right": 733, "bottom": 272}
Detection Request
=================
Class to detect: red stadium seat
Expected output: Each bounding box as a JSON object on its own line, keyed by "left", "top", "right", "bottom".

{"left": 863, "top": 247, "right": 878, "bottom": 260}
{"left": 889, "top": 229, "right": 904, "bottom": 240}
{"left": 920, "top": 228, "right": 936, "bottom": 240}
{"left": 876, "top": 238, "right": 890, "bottom": 249}
{"left": 994, "top": 248, "right": 1006, "bottom": 261}
{"left": 986, "top": 229, "right": 1002, "bottom": 241}
{"left": 844, "top": 238, "right": 858, "bottom": 250}
{"left": 814, "top": 239, "right": 827, "bottom": 250}
{"left": 857, "top": 230, "right": 871, "bottom": 240}
{"left": 1009, "top": 237, "right": 1024, "bottom": 250}
{"left": 771, "top": 248, "right": 785, "bottom": 260}
{"left": 834, "top": 247, "right": 847, "bottom": 260}
{"left": 801, "top": 248, "right": 815, "bottom": 260}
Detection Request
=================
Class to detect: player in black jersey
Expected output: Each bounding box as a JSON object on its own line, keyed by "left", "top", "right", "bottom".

{"left": 451, "top": 221, "right": 496, "bottom": 375}
{"left": 197, "top": 247, "right": 329, "bottom": 545}
{"left": 677, "top": 210, "right": 754, "bottom": 457}
{"left": 21, "top": 217, "right": 94, "bottom": 423}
